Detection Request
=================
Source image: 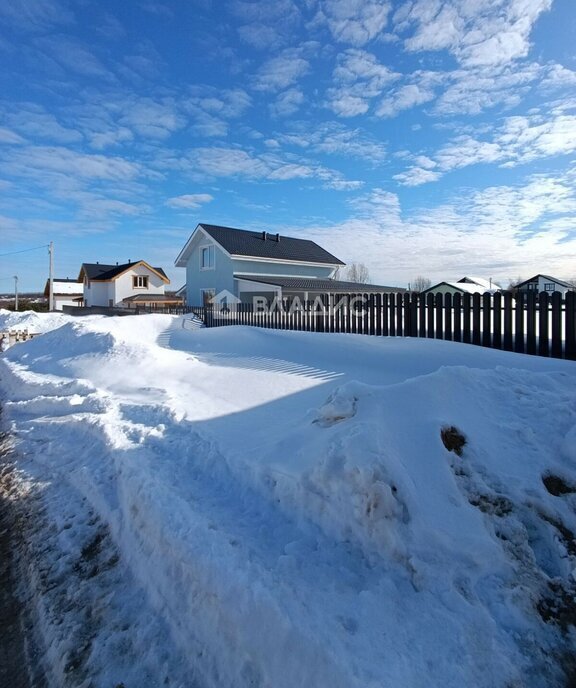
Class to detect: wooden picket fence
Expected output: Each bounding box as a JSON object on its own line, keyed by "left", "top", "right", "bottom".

{"left": 204, "top": 291, "right": 576, "bottom": 361}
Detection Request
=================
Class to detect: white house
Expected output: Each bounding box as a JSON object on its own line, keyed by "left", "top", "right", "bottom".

{"left": 175, "top": 223, "right": 404, "bottom": 305}
{"left": 44, "top": 278, "right": 83, "bottom": 311}
{"left": 421, "top": 277, "right": 498, "bottom": 297}
{"left": 78, "top": 260, "right": 179, "bottom": 308}
{"left": 515, "top": 274, "right": 573, "bottom": 296}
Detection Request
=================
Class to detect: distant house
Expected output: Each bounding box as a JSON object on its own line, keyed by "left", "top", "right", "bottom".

{"left": 515, "top": 274, "right": 573, "bottom": 296}
{"left": 456, "top": 277, "right": 498, "bottom": 291}
{"left": 175, "top": 223, "right": 404, "bottom": 305}
{"left": 44, "top": 278, "right": 83, "bottom": 311}
{"left": 78, "top": 260, "right": 180, "bottom": 308}
{"left": 422, "top": 277, "right": 497, "bottom": 297}
{"left": 175, "top": 284, "right": 187, "bottom": 305}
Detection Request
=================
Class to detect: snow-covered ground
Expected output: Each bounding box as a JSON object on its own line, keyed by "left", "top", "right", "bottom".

{"left": 0, "top": 310, "right": 575, "bottom": 687}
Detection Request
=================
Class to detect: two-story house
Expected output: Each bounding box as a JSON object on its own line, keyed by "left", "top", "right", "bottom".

{"left": 175, "top": 224, "right": 403, "bottom": 305}
{"left": 515, "top": 274, "right": 573, "bottom": 296}
{"left": 78, "top": 260, "right": 178, "bottom": 308}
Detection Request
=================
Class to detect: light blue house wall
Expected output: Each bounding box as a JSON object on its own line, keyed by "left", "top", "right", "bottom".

{"left": 232, "top": 259, "right": 334, "bottom": 279}
{"left": 186, "top": 241, "right": 234, "bottom": 305}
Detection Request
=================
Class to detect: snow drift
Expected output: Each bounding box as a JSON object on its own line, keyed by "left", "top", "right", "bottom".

{"left": 1, "top": 312, "right": 575, "bottom": 687}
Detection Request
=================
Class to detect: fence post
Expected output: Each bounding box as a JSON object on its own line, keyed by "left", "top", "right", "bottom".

{"left": 514, "top": 291, "right": 525, "bottom": 353}
{"left": 362, "top": 293, "right": 370, "bottom": 335}
{"left": 409, "top": 292, "right": 418, "bottom": 337}
{"left": 482, "top": 293, "right": 492, "bottom": 348}
{"left": 418, "top": 292, "right": 426, "bottom": 338}
{"left": 461, "top": 293, "right": 470, "bottom": 343}
{"left": 444, "top": 293, "right": 452, "bottom": 341}
{"left": 395, "top": 292, "right": 403, "bottom": 336}
{"left": 374, "top": 294, "right": 382, "bottom": 336}
{"left": 472, "top": 293, "right": 481, "bottom": 345}
{"left": 539, "top": 292, "right": 550, "bottom": 357}
{"left": 566, "top": 291, "right": 576, "bottom": 360}
{"left": 382, "top": 294, "right": 389, "bottom": 336}
{"left": 503, "top": 293, "right": 513, "bottom": 350}
{"left": 551, "top": 291, "right": 562, "bottom": 359}
{"left": 435, "top": 293, "right": 443, "bottom": 339}
{"left": 453, "top": 293, "right": 462, "bottom": 342}
{"left": 526, "top": 291, "right": 536, "bottom": 355}
{"left": 426, "top": 293, "right": 435, "bottom": 338}
{"left": 492, "top": 292, "right": 501, "bottom": 350}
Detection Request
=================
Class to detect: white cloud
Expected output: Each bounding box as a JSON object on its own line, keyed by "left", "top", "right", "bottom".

{"left": 36, "top": 35, "right": 113, "bottom": 79}
{"left": 267, "top": 164, "right": 314, "bottom": 180}
{"left": 0, "top": 127, "right": 26, "bottom": 144}
{"left": 376, "top": 81, "right": 436, "bottom": 117}
{"left": 253, "top": 48, "right": 309, "bottom": 92}
{"left": 299, "top": 171, "right": 576, "bottom": 285}
{"left": 0, "top": 0, "right": 74, "bottom": 31}
{"left": 5, "top": 108, "right": 83, "bottom": 144}
{"left": 393, "top": 167, "right": 441, "bottom": 186}
{"left": 89, "top": 127, "right": 134, "bottom": 150}
{"left": 317, "top": 0, "right": 392, "bottom": 46}
{"left": 3, "top": 145, "right": 145, "bottom": 181}
{"left": 166, "top": 194, "right": 214, "bottom": 209}
{"left": 270, "top": 89, "right": 304, "bottom": 118}
{"left": 326, "top": 48, "right": 399, "bottom": 116}
{"left": 119, "top": 97, "right": 187, "bottom": 139}
{"left": 433, "top": 63, "right": 539, "bottom": 116}
{"left": 275, "top": 122, "right": 387, "bottom": 163}
{"left": 232, "top": 0, "right": 301, "bottom": 48}
{"left": 396, "top": 113, "right": 576, "bottom": 185}
{"left": 395, "top": 0, "right": 553, "bottom": 68}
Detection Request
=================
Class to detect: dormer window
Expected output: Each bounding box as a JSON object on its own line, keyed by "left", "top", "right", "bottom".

{"left": 201, "top": 245, "right": 215, "bottom": 270}
{"left": 133, "top": 275, "right": 149, "bottom": 288}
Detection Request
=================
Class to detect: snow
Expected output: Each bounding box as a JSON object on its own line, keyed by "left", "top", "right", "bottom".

{"left": 1, "top": 311, "right": 575, "bottom": 687}
{"left": 0, "top": 308, "right": 77, "bottom": 335}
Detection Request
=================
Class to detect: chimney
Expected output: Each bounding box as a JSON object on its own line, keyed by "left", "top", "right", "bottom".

{"left": 276, "top": 233, "right": 280, "bottom": 242}
{"left": 262, "top": 231, "right": 267, "bottom": 241}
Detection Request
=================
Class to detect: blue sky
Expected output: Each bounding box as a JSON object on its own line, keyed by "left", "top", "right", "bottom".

{"left": 1, "top": 0, "right": 575, "bottom": 292}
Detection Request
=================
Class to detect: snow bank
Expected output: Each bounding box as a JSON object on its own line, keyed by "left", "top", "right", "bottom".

{"left": 1, "top": 313, "right": 575, "bottom": 687}
{"left": 0, "top": 308, "right": 77, "bottom": 334}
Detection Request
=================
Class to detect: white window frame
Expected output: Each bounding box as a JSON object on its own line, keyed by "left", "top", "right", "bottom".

{"left": 544, "top": 283, "right": 555, "bottom": 291}
{"left": 133, "top": 275, "right": 149, "bottom": 289}
{"left": 200, "top": 244, "right": 215, "bottom": 271}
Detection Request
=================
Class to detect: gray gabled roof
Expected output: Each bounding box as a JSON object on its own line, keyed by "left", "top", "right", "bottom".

{"left": 177, "top": 224, "right": 345, "bottom": 266}
{"left": 235, "top": 275, "right": 405, "bottom": 293}
{"left": 516, "top": 274, "right": 572, "bottom": 288}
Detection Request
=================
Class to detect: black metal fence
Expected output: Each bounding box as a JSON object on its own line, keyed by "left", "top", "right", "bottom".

{"left": 203, "top": 291, "right": 576, "bottom": 360}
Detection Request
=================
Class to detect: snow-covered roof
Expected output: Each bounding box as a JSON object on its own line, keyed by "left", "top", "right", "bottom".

{"left": 423, "top": 281, "right": 493, "bottom": 295}
{"left": 457, "top": 277, "right": 496, "bottom": 290}
{"left": 43, "top": 279, "right": 83, "bottom": 296}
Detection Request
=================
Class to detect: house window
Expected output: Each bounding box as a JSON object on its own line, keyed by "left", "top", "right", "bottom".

{"left": 200, "top": 289, "right": 215, "bottom": 305}
{"left": 133, "top": 275, "right": 149, "bottom": 288}
{"left": 200, "top": 245, "right": 215, "bottom": 270}
{"left": 544, "top": 283, "right": 555, "bottom": 291}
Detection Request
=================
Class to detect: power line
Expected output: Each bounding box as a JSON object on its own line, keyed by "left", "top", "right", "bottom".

{"left": 0, "top": 244, "right": 49, "bottom": 258}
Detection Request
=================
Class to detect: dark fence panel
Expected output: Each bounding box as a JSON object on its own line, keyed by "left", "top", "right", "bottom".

{"left": 194, "top": 290, "right": 575, "bottom": 360}
{"left": 566, "top": 291, "right": 576, "bottom": 361}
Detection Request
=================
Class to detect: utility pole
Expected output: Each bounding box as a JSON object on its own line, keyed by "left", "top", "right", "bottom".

{"left": 48, "top": 241, "right": 54, "bottom": 311}
{"left": 13, "top": 275, "right": 18, "bottom": 311}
